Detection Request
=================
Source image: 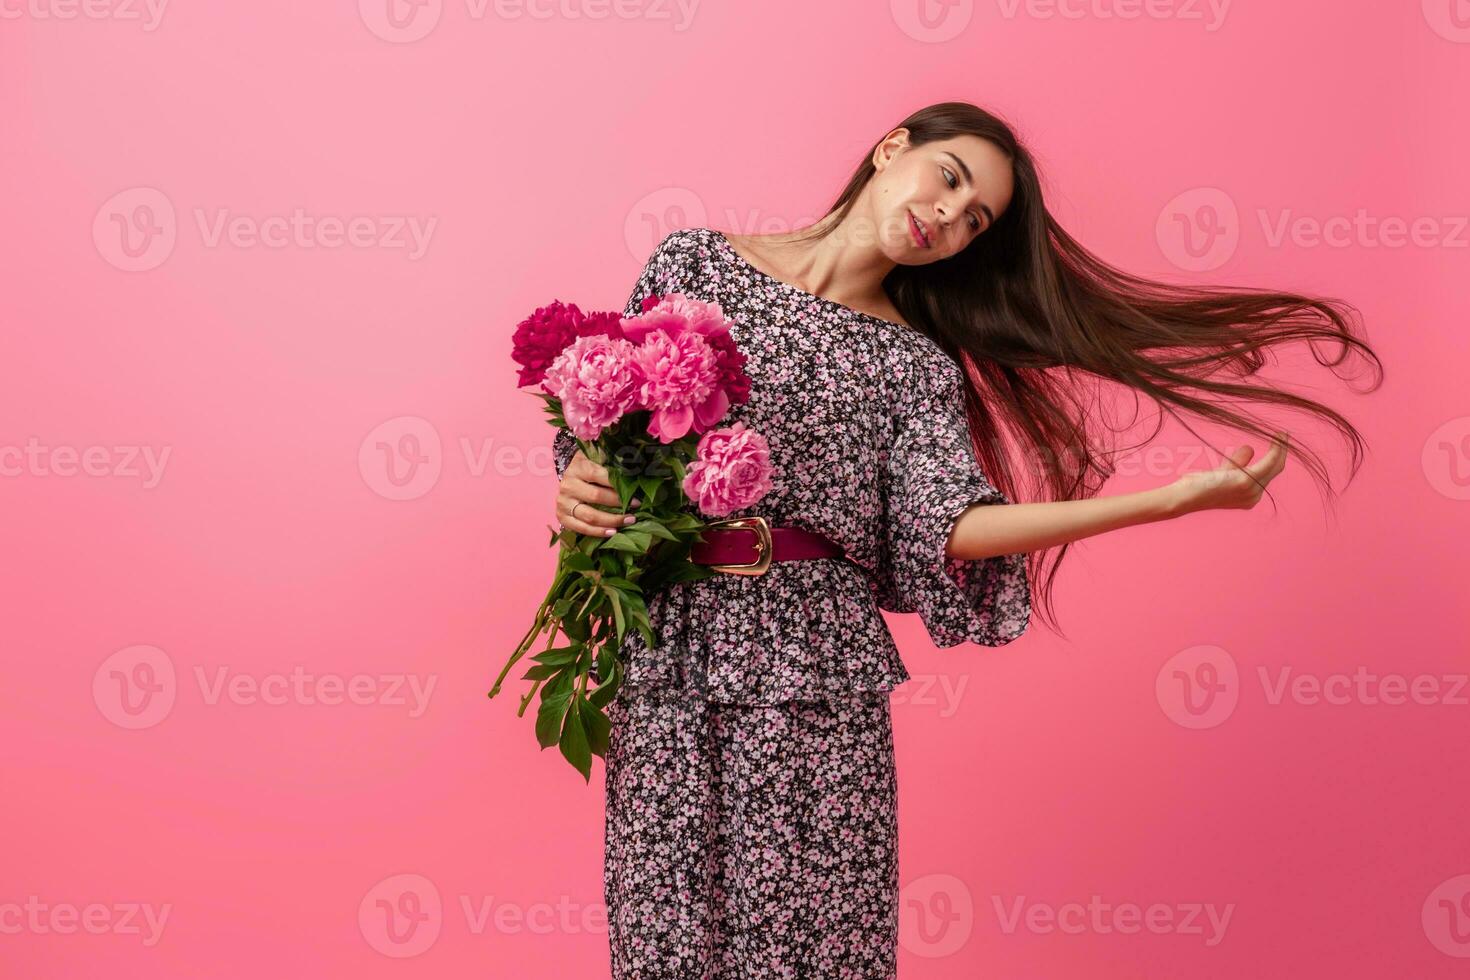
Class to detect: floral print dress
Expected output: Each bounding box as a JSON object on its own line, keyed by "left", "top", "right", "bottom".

{"left": 551, "top": 227, "right": 1031, "bottom": 978}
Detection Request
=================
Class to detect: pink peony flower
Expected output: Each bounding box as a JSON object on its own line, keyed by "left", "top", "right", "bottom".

{"left": 620, "top": 292, "right": 752, "bottom": 441}
{"left": 629, "top": 330, "right": 726, "bottom": 443}
{"left": 682, "top": 422, "right": 776, "bottom": 517}
{"left": 511, "top": 300, "right": 625, "bottom": 389}
{"left": 620, "top": 293, "right": 730, "bottom": 345}
{"left": 540, "top": 334, "right": 639, "bottom": 441}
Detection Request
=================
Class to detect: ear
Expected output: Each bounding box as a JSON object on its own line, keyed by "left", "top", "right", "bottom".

{"left": 873, "top": 127, "right": 910, "bottom": 170}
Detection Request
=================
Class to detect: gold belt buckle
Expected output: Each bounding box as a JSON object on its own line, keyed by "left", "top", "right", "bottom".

{"left": 699, "top": 515, "right": 773, "bottom": 576}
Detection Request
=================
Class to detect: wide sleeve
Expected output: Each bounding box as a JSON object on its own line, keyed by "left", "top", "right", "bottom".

{"left": 871, "top": 364, "right": 1031, "bottom": 648}
{"left": 550, "top": 231, "right": 680, "bottom": 481}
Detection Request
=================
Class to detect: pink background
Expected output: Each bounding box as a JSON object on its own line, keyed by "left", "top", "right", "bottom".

{"left": 3, "top": 0, "right": 1467, "bottom": 976}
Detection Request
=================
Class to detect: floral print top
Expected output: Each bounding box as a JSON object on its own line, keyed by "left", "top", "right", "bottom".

{"left": 553, "top": 227, "right": 1030, "bottom": 703}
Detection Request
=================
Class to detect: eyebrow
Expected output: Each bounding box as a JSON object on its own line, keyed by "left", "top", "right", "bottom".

{"left": 942, "top": 150, "right": 994, "bottom": 227}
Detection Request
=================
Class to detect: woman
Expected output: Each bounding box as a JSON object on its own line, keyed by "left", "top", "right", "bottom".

{"left": 551, "top": 101, "right": 1382, "bottom": 978}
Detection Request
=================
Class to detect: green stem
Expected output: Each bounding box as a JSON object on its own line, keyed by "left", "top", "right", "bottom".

{"left": 488, "top": 559, "right": 571, "bottom": 698}
{"left": 516, "top": 626, "right": 563, "bottom": 717}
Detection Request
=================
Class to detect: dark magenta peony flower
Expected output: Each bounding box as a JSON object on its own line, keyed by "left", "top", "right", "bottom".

{"left": 511, "top": 300, "right": 627, "bottom": 389}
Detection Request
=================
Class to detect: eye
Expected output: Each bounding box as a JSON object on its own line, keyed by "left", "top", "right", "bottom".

{"left": 941, "top": 167, "right": 982, "bottom": 233}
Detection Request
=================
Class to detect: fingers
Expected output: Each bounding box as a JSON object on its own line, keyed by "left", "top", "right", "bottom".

{"left": 556, "top": 489, "right": 640, "bottom": 536}
{"left": 554, "top": 453, "right": 644, "bottom": 537}
{"left": 563, "top": 474, "right": 626, "bottom": 510}
{"left": 1226, "top": 445, "right": 1255, "bottom": 469}
{"left": 569, "top": 452, "right": 613, "bottom": 489}
{"left": 1245, "top": 431, "right": 1290, "bottom": 483}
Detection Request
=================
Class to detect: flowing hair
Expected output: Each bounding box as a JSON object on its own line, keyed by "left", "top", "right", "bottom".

{"left": 783, "top": 101, "right": 1384, "bottom": 637}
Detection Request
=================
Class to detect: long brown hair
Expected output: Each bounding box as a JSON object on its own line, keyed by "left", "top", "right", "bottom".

{"left": 787, "top": 101, "right": 1384, "bottom": 638}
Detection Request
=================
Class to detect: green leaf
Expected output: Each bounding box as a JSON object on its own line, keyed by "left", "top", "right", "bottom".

{"left": 521, "top": 662, "right": 562, "bottom": 681}
{"left": 578, "top": 698, "right": 611, "bottom": 758}
{"left": 588, "top": 656, "right": 622, "bottom": 709}
{"left": 559, "top": 615, "right": 590, "bottom": 643}
{"left": 530, "top": 646, "right": 580, "bottom": 665}
{"left": 638, "top": 476, "right": 663, "bottom": 505}
{"left": 535, "top": 695, "right": 567, "bottom": 749}
{"left": 602, "top": 585, "right": 626, "bottom": 642}
{"left": 600, "top": 533, "right": 644, "bottom": 554}
{"left": 541, "top": 669, "right": 574, "bottom": 701}
{"left": 621, "top": 591, "right": 649, "bottom": 620}
{"left": 666, "top": 561, "right": 718, "bottom": 585}
{"left": 560, "top": 698, "right": 592, "bottom": 781}
{"left": 625, "top": 520, "right": 678, "bottom": 542}
{"left": 664, "top": 513, "right": 704, "bottom": 533}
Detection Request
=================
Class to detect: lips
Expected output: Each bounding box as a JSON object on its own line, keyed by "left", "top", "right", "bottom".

{"left": 909, "top": 211, "right": 931, "bottom": 248}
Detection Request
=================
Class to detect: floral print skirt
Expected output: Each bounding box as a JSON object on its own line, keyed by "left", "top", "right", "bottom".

{"left": 603, "top": 685, "right": 899, "bottom": 979}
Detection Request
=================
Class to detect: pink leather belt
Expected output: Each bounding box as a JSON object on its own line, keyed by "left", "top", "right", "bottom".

{"left": 690, "top": 515, "right": 844, "bottom": 576}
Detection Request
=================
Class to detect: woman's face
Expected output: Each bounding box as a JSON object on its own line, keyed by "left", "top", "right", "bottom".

{"left": 867, "top": 129, "right": 1014, "bottom": 263}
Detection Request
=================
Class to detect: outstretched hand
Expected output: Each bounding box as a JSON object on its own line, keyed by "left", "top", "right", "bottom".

{"left": 1170, "top": 431, "right": 1290, "bottom": 516}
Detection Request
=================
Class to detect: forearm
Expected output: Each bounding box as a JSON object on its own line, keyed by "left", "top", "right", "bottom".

{"left": 945, "top": 485, "right": 1183, "bottom": 561}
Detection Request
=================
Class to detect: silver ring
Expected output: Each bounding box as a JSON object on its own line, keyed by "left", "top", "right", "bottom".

{"left": 572, "top": 502, "right": 584, "bottom": 521}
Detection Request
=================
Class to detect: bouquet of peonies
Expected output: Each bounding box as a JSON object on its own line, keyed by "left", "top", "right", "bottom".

{"left": 490, "top": 291, "right": 776, "bottom": 780}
